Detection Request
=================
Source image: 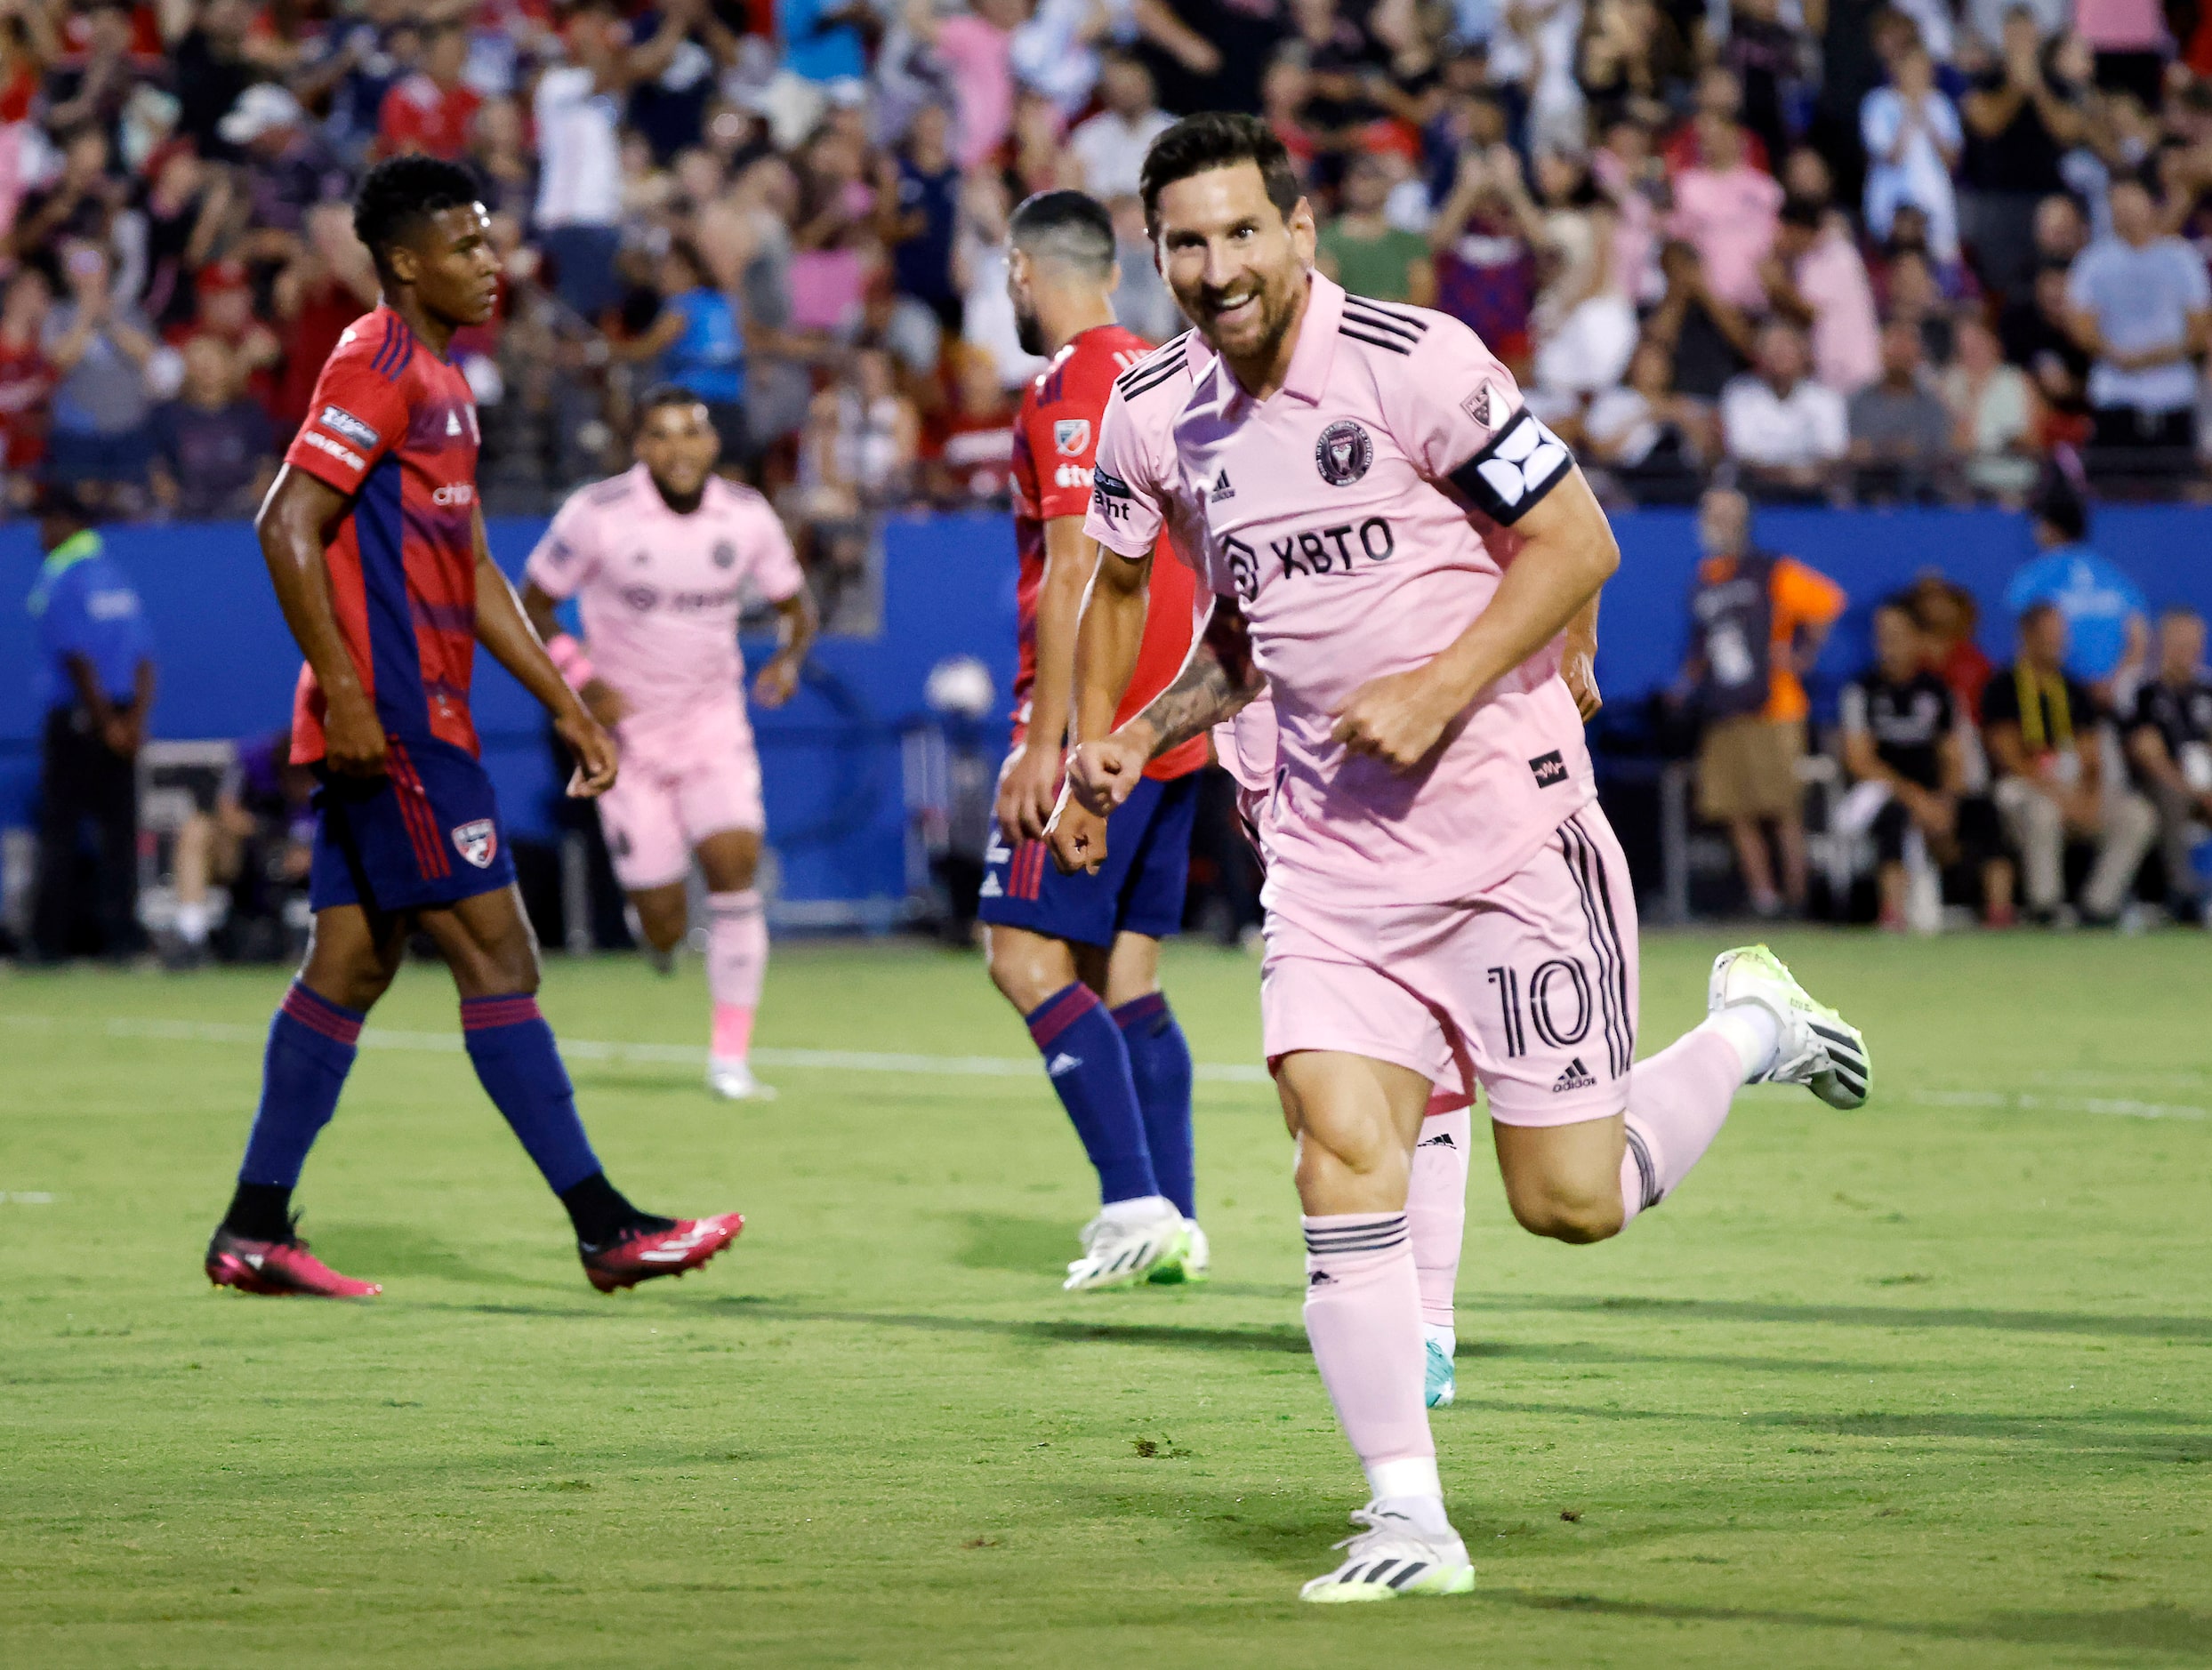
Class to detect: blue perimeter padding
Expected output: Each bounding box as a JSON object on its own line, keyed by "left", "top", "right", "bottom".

{"left": 3, "top": 505, "right": 2207, "bottom": 911}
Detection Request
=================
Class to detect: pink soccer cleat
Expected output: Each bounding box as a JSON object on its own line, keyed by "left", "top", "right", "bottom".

{"left": 205, "top": 1226, "right": 382, "bottom": 1298}
{"left": 579, "top": 1213, "right": 744, "bottom": 1293}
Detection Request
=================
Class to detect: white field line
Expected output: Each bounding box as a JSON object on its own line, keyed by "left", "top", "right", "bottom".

{"left": 6, "top": 1015, "right": 2202, "bottom": 1109}
{"left": 1907, "top": 1088, "right": 2207, "bottom": 1120}
{"left": 0, "top": 1012, "right": 1275, "bottom": 1085}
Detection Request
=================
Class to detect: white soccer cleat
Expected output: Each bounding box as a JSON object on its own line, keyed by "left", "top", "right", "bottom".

{"left": 1708, "top": 943, "right": 1871, "bottom": 1110}
{"left": 1299, "top": 1505, "right": 1476, "bottom": 1603}
{"left": 1062, "top": 1201, "right": 1189, "bottom": 1291}
{"left": 706, "top": 1057, "right": 777, "bottom": 1101}
{"left": 1147, "top": 1218, "right": 1211, "bottom": 1284}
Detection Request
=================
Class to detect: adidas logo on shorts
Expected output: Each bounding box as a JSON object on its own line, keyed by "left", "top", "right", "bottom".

{"left": 1552, "top": 1057, "right": 1597, "bottom": 1093}
{"left": 1417, "top": 1129, "right": 1458, "bottom": 1149}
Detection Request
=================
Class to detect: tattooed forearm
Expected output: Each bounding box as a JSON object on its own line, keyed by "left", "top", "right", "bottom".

{"left": 1129, "top": 595, "right": 1262, "bottom": 759}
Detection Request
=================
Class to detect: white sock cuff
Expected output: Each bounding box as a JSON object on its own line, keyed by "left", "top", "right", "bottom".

{"left": 705, "top": 888, "right": 763, "bottom": 915}
{"left": 1701, "top": 1002, "right": 1781, "bottom": 1082}
{"left": 1303, "top": 1213, "right": 1410, "bottom": 1257}
{"left": 1098, "top": 1193, "right": 1177, "bottom": 1224}
{"left": 1365, "top": 1457, "right": 1443, "bottom": 1501}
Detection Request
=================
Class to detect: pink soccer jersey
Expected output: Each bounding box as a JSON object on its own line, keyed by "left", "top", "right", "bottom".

{"left": 1102, "top": 273, "right": 1594, "bottom": 907}
{"left": 1088, "top": 330, "right": 1281, "bottom": 806}
{"left": 525, "top": 464, "right": 806, "bottom": 723}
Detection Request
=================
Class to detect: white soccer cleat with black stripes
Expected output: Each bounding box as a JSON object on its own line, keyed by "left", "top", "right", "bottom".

{"left": 1708, "top": 943, "right": 1871, "bottom": 1110}
{"left": 1299, "top": 1506, "right": 1476, "bottom": 1603}
{"left": 1062, "top": 1200, "right": 1189, "bottom": 1291}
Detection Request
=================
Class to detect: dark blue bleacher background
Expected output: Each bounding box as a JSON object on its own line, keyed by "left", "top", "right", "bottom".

{"left": 4, "top": 506, "right": 2208, "bottom": 913}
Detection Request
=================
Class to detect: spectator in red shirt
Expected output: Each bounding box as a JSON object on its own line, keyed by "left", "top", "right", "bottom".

{"left": 269, "top": 202, "right": 380, "bottom": 432}
{"left": 0, "top": 267, "right": 57, "bottom": 504}
{"left": 922, "top": 341, "right": 1016, "bottom": 507}
{"left": 376, "top": 23, "right": 482, "bottom": 161}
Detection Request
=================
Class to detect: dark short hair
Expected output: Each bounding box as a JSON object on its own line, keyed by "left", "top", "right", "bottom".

{"left": 635, "top": 382, "right": 709, "bottom": 422}
{"left": 1780, "top": 195, "right": 1822, "bottom": 231}
{"left": 33, "top": 479, "right": 93, "bottom": 526}
{"left": 1138, "top": 112, "right": 1302, "bottom": 237}
{"left": 1009, "top": 189, "right": 1117, "bottom": 277}
{"left": 353, "top": 155, "right": 484, "bottom": 273}
{"left": 2019, "top": 598, "right": 2064, "bottom": 631}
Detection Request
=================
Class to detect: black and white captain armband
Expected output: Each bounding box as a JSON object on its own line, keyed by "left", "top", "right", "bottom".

{"left": 1446, "top": 406, "right": 1574, "bottom": 526}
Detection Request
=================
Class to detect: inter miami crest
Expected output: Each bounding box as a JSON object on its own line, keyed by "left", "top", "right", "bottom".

{"left": 452, "top": 819, "right": 498, "bottom": 869}
{"left": 1314, "top": 420, "right": 1372, "bottom": 486}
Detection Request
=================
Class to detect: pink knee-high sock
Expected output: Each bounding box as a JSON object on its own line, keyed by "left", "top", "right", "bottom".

{"left": 1617, "top": 1028, "right": 1743, "bottom": 1227}
{"left": 1303, "top": 1213, "right": 1436, "bottom": 1497}
{"left": 705, "top": 889, "right": 767, "bottom": 1061}
{"left": 1409, "top": 1100, "right": 1471, "bottom": 1331}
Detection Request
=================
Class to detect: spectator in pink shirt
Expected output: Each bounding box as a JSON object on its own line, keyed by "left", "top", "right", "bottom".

{"left": 1760, "top": 197, "right": 1881, "bottom": 394}
{"left": 921, "top": 0, "right": 1031, "bottom": 170}
{"left": 1669, "top": 115, "right": 1783, "bottom": 311}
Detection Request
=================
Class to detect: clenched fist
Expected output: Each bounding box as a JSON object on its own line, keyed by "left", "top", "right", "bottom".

{"left": 1329, "top": 665, "right": 1463, "bottom": 770}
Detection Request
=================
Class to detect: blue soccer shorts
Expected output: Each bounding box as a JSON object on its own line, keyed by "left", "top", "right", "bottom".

{"left": 309, "top": 734, "right": 517, "bottom": 916}
{"left": 977, "top": 771, "right": 1199, "bottom": 949}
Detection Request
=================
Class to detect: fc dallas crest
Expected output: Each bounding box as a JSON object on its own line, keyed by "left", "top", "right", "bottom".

{"left": 452, "top": 819, "right": 498, "bottom": 869}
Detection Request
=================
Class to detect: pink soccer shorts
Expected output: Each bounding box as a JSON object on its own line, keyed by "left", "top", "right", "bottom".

{"left": 1259, "top": 807, "right": 1639, "bottom": 1127}
{"left": 595, "top": 699, "right": 765, "bottom": 892}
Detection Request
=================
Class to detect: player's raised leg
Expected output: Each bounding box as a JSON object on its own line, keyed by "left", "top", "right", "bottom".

{"left": 1486, "top": 815, "right": 1870, "bottom": 1244}
{"left": 420, "top": 884, "right": 743, "bottom": 1291}
{"left": 1277, "top": 1050, "right": 1476, "bottom": 1602}
{"left": 207, "top": 904, "right": 409, "bottom": 1297}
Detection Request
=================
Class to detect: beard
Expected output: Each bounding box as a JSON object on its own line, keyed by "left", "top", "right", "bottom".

{"left": 1194, "top": 266, "right": 1297, "bottom": 363}
{"left": 1013, "top": 301, "right": 1044, "bottom": 358}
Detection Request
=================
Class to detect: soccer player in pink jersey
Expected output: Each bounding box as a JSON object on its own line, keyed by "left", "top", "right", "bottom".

{"left": 1061, "top": 322, "right": 1607, "bottom": 1408}
{"left": 1064, "top": 115, "right": 1873, "bottom": 1602}
{"left": 521, "top": 386, "right": 816, "bottom": 1101}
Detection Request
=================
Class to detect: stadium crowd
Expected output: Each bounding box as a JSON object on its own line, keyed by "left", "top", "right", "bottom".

{"left": 0, "top": 0, "right": 2206, "bottom": 550}
{"left": 11, "top": 0, "right": 2212, "bottom": 961}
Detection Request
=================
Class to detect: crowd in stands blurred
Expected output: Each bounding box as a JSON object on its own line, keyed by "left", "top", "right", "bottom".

{"left": 0, "top": 0, "right": 2202, "bottom": 565}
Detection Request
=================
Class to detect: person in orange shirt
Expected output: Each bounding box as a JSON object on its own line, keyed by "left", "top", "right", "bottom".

{"left": 1685, "top": 486, "right": 1846, "bottom": 915}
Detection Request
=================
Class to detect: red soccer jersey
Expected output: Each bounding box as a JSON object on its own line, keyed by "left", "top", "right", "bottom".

{"left": 281, "top": 306, "right": 485, "bottom": 765}
{"left": 1010, "top": 323, "right": 1205, "bottom": 782}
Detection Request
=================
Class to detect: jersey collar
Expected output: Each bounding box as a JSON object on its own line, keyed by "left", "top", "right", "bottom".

{"left": 1278, "top": 269, "right": 1343, "bottom": 407}
{"left": 28, "top": 529, "right": 100, "bottom": 616}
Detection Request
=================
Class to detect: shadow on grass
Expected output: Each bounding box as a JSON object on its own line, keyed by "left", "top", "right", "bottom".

{"left": 1487, "top": 1590, "right": 2212, "bottom": 1655}
{"left": 1468, "top": 1293, "right": 2212, "bottom": 1343}
{"left": 706, "top": 1299, "right": 1891, "bottom": 1375}
{"left": 1442, "top": 1394, "right": 2212, "bottom": 1461}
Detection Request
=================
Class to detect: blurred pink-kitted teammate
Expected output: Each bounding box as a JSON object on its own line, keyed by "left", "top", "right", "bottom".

{"left": 1066, "top": 115, "right": 1871, "bottom": 1604}
{"left": 1060, "top": 324, "right": 1481, "bottom": 1412}
{"left": 522, "top": 387, "right": 817, "bottom": 1101}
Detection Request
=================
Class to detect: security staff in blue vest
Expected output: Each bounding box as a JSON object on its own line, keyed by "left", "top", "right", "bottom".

{"left": 27, "top": 485, "right": 155, "bottom": 961}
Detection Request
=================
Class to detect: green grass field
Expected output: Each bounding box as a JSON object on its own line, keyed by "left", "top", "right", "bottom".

{"left": 4, "top": 931, "right": 2210, "bottom": 1668}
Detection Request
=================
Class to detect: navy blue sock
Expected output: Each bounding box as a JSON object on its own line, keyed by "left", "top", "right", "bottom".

{"left": 1026, "top": 984, "right": 1158, "bottom": 1205}
{"left": 461, "top": 995, "right": 602, "bottom": 1194}
{"left": 1114, "top": 992, "right": 1195, "bottom": 1219}
{"left": 236, "top": 982, "right": 362, "bottom": 1192}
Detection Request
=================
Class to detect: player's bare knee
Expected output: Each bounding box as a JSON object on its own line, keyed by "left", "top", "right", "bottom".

{"left": 984, "top": 929, "right": 1074, "bottom": 1013}
{"left": 1508, "top": 1182, "right": 1624, "bottom": 1244}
